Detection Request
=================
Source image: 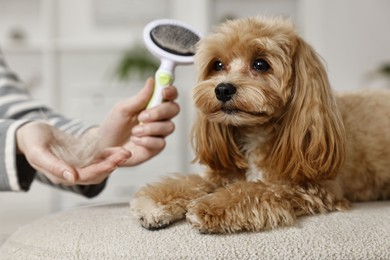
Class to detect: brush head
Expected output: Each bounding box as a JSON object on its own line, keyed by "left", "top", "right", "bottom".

{"left": 150, "top": 24, "right": 200, "bottom": 56}
{"left": 144, "top": 19, "right": 202, "bottom": 65}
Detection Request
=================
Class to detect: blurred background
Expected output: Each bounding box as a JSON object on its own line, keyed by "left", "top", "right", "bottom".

{"left": 0, "top": 0, "right": 389, "bottom": 236}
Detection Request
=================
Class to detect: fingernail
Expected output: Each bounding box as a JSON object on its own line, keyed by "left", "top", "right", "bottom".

{"left": 130, "top": 136, "right": 143, "bottom": 145}
{"left": 138, "top": 112, "right": 150, "bottom": 122}
{"left": 118, "top": 158, "right": 129, "bottom": 165}
{"left": 63, "top": 170, "right": 75, "bottom": 183}
{"left": 122, "top": 148, "right": 132, "bottom": 157}
{"left": 132, "top": 125, "right": 143, "bottom": 135}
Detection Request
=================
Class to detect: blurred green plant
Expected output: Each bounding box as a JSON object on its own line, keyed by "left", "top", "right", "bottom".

{"left": 364, "top": 62, "right": 390, "bottom": 89}
{"left": 114, "top": 45, "right": 159, "bottom": 81}
{"left": 378, "top": 63, "right": 390, "bottom": 76}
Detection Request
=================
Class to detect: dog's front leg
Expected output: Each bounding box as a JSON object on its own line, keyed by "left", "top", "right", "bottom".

{"left": 186, "top": 181, "right": 350, "bottom": 234}
{"left": 130, "top": 174, "right": 218, "bottom": 230}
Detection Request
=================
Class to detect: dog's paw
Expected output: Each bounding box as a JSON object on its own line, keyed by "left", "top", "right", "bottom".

{"left": 186, "top": 196, "right": 230, "bottom": 234}
{"left": 130, "top": 196, "right": 184, "bottom": 230}
{"left": 130, "top": 196, "right": 173, "bottom": 230}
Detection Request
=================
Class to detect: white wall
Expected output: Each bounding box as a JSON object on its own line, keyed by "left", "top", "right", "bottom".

{"left": 300, "top": 0, "right": 390, "bottom": 91}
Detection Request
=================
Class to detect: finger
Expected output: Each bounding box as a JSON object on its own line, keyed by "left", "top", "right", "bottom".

{"left": 110, "top": 78, "right": 154, "bottom": 120}
{"left": 77, "top": 147, "right": 131, "bottom": 183}
{"left": 130, "top": 136, "right": 166, "bottom": 151}
{"left": 162, "top": 86, "right": 179, "bottom": 101}
{"left": 97, "top": 147, "right": 132, "bottom": 161}
{"left": 37, "top": 173, "right": 66, "bottom": 185}
{"left": 138, "top": 101, "right": 180, "bottom": 123}
{"left": 28, "top": 149, "right": 77, "bottom": 183}
{"left": 123, "top": 78, "right": 154, "bottom": 113}
{"left": 131, "top": 121, "right": 175, "bottom": 137}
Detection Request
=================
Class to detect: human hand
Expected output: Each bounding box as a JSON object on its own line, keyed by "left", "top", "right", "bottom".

{"left": 16, "top": 121, "right": 131, "bottom": 185}
{"left": 96, "top": 78, "right": 180, "bottom": 166}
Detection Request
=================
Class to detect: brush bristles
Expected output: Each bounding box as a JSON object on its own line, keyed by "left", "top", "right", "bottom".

{"left": 151, "top": 25, "right": 200, "bottom": 56}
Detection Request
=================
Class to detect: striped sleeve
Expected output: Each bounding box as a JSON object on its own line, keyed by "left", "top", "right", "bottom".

{"left": 0, "top": 49, "right": 106, "bottom": 197}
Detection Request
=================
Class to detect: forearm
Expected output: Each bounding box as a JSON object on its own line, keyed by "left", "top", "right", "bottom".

{"left": 0, "top": 119, "right": 36, "bottom": 191}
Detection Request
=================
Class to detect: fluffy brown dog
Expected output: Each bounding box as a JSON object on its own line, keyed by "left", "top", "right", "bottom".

{"left": 131, "top": 17, "right": 390, "bottom": 233}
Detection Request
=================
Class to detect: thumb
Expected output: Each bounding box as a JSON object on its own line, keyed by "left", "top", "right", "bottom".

{"left": 126, "top": 78, "right": 154, "bottom": 113}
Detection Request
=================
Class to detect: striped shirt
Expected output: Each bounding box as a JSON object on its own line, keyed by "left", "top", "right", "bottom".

{"left": 0, "top": 48, "right": 106, "bottom": 198}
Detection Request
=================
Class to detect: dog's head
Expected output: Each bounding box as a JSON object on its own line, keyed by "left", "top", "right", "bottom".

{"left": 192, "top": 17, "right": 346, "bottom": 183}
{"left": 193, "top": 17, "right": 296, "bottom": 126}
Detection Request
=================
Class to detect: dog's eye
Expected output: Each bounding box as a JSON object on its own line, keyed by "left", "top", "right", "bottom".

{"left": 213, "top": 60, "right": 224, "bottom": 71}
{"left": 252, "top": 59, "right": 270, "bottom": 72}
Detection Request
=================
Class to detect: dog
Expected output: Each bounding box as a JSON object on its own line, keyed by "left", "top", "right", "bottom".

{"left": 130, "top": 17, "right": 390, "bottom": 234}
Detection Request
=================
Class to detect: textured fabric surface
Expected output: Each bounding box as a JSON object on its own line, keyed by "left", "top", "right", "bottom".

{"left": 1, "top": 201, "right": 390, "bottom": 259}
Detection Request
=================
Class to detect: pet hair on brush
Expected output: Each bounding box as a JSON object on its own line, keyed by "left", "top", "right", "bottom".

{"left": 150, "top": 24, "right": 200, "bottom": 56}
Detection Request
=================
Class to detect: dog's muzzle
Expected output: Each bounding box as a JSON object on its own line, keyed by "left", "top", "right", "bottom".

{"left": 215, "top": 83, "right": 237, "bottom": 102}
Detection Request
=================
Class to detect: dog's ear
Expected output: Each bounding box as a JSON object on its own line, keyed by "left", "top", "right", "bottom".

{"left": 269, "top": 37, "right": 346, "bottom": 183}
{"left": 191, "top": 112, "right": 248, "bottom": 172}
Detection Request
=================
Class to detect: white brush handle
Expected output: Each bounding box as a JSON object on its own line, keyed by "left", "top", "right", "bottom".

{"left": 147, "top": 61, "right": 175, "bottom": 109}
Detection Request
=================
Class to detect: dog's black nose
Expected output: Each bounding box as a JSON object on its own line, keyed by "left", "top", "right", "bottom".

{"left": 215, "top": 83, "right": 237, "bottom": 102}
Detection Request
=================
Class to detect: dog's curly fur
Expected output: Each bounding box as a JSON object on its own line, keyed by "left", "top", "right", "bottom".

{"left": 131, "top": 17, "right": 390, "bottom": 233}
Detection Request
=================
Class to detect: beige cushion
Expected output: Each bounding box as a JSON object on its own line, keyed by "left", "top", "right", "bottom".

{"left": 1, "top": 201, "right": 390, "bottom": 259}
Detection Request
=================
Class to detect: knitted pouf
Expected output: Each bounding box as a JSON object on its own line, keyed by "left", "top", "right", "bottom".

{"left": 1, "top": 201, "right": 390, "bottom": 259}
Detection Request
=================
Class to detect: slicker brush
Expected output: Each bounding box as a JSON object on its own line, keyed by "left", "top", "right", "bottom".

{"left": 143, "top": 19, "right": 202, "bottom": 108}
